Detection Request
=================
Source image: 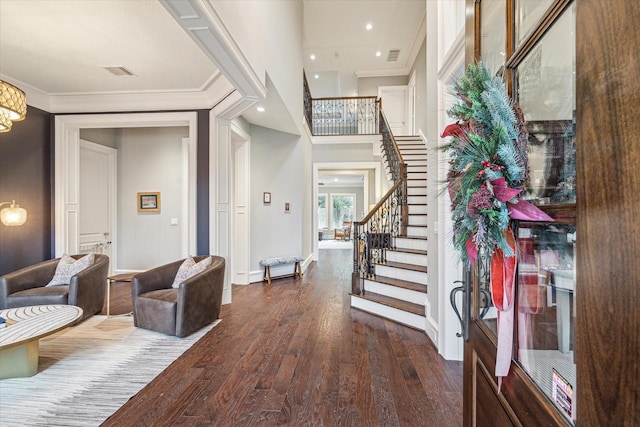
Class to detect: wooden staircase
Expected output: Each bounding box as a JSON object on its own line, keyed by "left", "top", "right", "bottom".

{"left": 351, "top": 135, "right": 429, "bottom": 331}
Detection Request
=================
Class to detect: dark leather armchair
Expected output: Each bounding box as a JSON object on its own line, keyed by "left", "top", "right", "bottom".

{"left": 132, "top": 255, "right": 225, "bottom": 338}
{"left": 0, "top": 254, "right": 109, "bottom": 320}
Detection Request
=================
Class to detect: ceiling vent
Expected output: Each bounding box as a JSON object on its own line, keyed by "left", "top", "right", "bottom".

{"left": 104, "top": 66, "right": 135, "bottom": 76}
{"left": 387, "top": 49, "right": 400, "bottom": 62}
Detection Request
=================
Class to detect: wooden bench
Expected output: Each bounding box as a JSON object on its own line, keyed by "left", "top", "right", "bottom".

{"left": 260, "top": 256, "right": 304, "bottom": 285}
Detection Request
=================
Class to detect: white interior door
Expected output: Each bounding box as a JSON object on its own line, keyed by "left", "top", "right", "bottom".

{"left": 232, "top": 125, "right": 250, "bottom": 285}
{"left": 378, "top": 85, "right": 409, "bottom": 135}
{"left": 79, "top": 139, "right": 117, "bottom": 273}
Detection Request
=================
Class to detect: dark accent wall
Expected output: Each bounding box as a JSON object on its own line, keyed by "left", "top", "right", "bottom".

{"left": 0, "top": 107, "right": 211, "bottom": 276}
{"left": 197, "top": 110, "right": 210, "bottom": 255}
{"left": 0, "top": 106, "right": 53, "bottom": 275}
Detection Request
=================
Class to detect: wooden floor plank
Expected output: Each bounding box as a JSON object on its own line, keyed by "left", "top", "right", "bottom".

{"left": 102, "top": 248, "right": 462, "bottom": 426}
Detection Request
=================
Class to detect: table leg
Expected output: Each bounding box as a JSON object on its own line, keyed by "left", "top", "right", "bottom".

{"left": 106, "top": 279, "right": 111, "bottom": 318}
{"left": 0, "top": 340, "right": 39, "bottom": 379}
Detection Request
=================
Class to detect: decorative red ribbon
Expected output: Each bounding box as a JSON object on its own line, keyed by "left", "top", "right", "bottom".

{"left": 492, "top": 177, "right": 554, "bottom": 222}
{"left": 491, "top": 227, "right": 517, "bottom": 388}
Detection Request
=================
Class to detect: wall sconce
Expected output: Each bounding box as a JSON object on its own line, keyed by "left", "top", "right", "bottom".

{"left": 0, "top": 200, "right": 27, "bottom": 226}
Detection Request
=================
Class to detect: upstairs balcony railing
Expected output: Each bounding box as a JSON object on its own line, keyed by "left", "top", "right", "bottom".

{"left": 303, "top": 73, "right": 379, "bottom": 135}
{"left": 303, "top": 72, "right": 408, "bottom": 295}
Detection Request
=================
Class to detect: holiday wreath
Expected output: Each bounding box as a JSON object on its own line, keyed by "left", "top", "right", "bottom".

{"left": 441, "top": 62, "right": 552, "bottom": 265}
{"left": 441, "top": 62, "right": 553, "bottom": 381}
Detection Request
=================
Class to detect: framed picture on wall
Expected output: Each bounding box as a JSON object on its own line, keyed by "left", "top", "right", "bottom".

{"left": 263, "top": 192, "right": 271, "bottom": 204}
{"left": 138, "top": 192, "right": 160, "bottom": 212}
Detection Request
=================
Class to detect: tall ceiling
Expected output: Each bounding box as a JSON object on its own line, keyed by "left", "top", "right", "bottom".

{"left": 0, "top": 0, "right": 425, "bottom": 121}
{"left": 303, "top": 0, "right": 426, "bottom": 97}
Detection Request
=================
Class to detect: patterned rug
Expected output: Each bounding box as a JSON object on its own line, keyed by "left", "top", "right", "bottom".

{"left": 0, "top": 315, "right": 219, "bottom": 426}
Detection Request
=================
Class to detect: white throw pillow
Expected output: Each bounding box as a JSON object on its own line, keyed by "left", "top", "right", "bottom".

{"left": 171, "top": 256, "right": 212, "bottom": 289}
{"left": 46, "top": 253, "right": 95, "bottom": 287}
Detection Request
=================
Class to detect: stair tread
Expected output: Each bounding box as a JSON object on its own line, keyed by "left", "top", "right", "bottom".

{"left": 375, "top": 260, "right": 427, "bottom": 273}
{"left": 396, "top": 236, "right": 429, "bottom": 240}
{"left": 367, "top": 275, "right": 428, "bottom": 293}
{"left": 390, "top": 247, "right": 428, "bottom": 255}
{"left": 355, "top": 291, "right": 425, "bottom": 317}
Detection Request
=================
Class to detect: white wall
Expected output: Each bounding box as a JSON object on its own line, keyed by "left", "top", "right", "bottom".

{"left": 79, "top": 128, "right": 118, "bottom": 149}
{"left": 249, "top": 125, "right": 306, "bottom": 280}
{"left": 210, "top": 0, "right": 313, "bottom": 284}
{"left": 410, "top": 39, "right": 427, "bottom": 135}
{"left": 117, "top": 127, "right": 189, "bottom": 270}
{"left": 212, "top": 1, "right": 304, "bottom": 135}
{"left": 424, "top": 0, "right": 467, "bottom": 361}
{"left": 358, "top": 75, "right": 409, "bottom": 97}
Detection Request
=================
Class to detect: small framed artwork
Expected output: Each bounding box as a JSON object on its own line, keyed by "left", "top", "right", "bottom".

{"left": 285, "top": 202, "right": 290, "bottom": 212}
{"left": 138, "top": 192, "right": 161, "bottom": 212}
{"left": 263, "top": 192, "right": 271, "bottom": 204}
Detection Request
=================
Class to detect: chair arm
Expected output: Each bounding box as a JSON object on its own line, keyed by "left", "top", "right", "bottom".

{"left": 0, "top": 259, "right": 59, "bottom": 309}
{"left": 176, "top": 257, "right": 225, "bottom": 337}
{"left": 68, "top": 255, "right": 110, "bottom": 318}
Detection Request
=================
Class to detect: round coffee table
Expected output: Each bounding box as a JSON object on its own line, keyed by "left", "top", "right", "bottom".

{"left": 0, "top": 305, "right": 83, "bottom": 379}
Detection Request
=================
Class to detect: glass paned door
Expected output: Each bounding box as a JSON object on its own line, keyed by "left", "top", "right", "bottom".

{"left": 318, "top": 194, "right": 328, "bottom": 230}
{"left": 331, "top": 194, "right": 355, "bottom": 229}
{"left": 515, "top": 3, "right": 577, "bottom": 423}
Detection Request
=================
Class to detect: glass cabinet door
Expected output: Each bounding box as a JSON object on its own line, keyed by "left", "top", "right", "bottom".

{"left": 514, "top": 3, "right": 577, "bottom": 424}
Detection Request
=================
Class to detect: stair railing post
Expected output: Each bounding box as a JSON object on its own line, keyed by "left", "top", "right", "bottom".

{"left": 401, "top": 162, "right": 408, "bottom": 236}
{"left": 352, "top": 222, "right": 362, "bottom": 295}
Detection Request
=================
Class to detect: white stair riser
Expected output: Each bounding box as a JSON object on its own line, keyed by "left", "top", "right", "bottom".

{"left": 406, "top": 226, "right": 428, "bottom": 237}
{"left": 408, "top": 215, "right": 429, "bottom": 226}
{"left": 396, "top": 237, "right": 428, "bottom": 251}
{"left": 407, "top": 186, "right": 426, "bottom": 196}
{"left": 396, "top": 142, "right": 424, "bottom": 147}
{"left": 364, "top": 280, "right": 427, "bottom": 304}
{"left": 403, "top": 154, "right": 427, "bottom": 160}
{"left": 387, "top": 251, "right": 428, "bottom": 266}
{"left": 351, "top": 295, "right": 426, "bottom": 331}
{"left": 407, "top": 172, "right": 427, "bottom": 180}
{"left": 375, "top": 264, "right": 428, "bottom": 284}
{"left": 408, "top": 204, "right": 428, "bottom": 214}
{"left": 407, "top": 195, "right": 427, "bottom": 204}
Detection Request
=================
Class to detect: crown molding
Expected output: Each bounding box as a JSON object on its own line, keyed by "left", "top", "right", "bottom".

{"left": 3, "top": 71, "right": 238, "bottom": 114}
{"left": 354, "top": 67, "right": 410, "bottom": 78}
{"left": 160, "top": 0, "right": 266, "bottom": 102}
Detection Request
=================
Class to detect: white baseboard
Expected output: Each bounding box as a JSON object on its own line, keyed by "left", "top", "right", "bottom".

{"left": 424, "top": 299, "right": 439, "bottom": 347}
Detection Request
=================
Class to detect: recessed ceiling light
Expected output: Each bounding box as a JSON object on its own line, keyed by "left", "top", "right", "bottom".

{"left": 375, "top": 51, "right": 382, "bottom": 57}
{"left": 256, "top": 106, "right": 265, "bottom": 112}
{"left": 334, "top": 178, "right": 339, "bottom": 182}
{"left": 314, "top": 74, "right": 319, "bottom": 79}
{"left": 310, "top": 54, "right": 316, "bottom": 60}
{"left": 366, "top": 23, "right": 373, "bottom": 31}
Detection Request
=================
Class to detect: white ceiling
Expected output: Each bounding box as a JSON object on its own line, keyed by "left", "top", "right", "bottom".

{"left": 303, "top": 0, "right": 426, "bottom": 96}
{"left": 0, "top": 0, "right": 216, "bottom": 95}
{"left": 0, "top": 0, "right": 425, "bottom": 124}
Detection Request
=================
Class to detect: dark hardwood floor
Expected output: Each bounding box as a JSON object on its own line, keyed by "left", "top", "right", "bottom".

{"left": 102, "top": 249, "right": 463, "bottom": 426}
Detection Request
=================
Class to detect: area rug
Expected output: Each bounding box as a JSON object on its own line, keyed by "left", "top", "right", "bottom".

{"left": 0, "top": 315, "right": 220, "bottom": 427}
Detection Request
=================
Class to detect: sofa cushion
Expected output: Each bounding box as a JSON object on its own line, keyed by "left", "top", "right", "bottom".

{"left": 46, "top": 253, "right": 95, "bottom": 287}
{"left": 171, "top": 256, "right": 212, "bottom": 289}
{"left": 8, "top": 285, "right": 69, "bottom": 308}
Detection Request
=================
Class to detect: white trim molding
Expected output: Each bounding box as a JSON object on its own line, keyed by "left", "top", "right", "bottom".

{"left": 54, "top": 112, "right": 198, "bottom": 261}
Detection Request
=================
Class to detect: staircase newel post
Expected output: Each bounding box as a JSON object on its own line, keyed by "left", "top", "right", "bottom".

{"left": 352, "top": 223, "right": 362, "bottom": 295}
